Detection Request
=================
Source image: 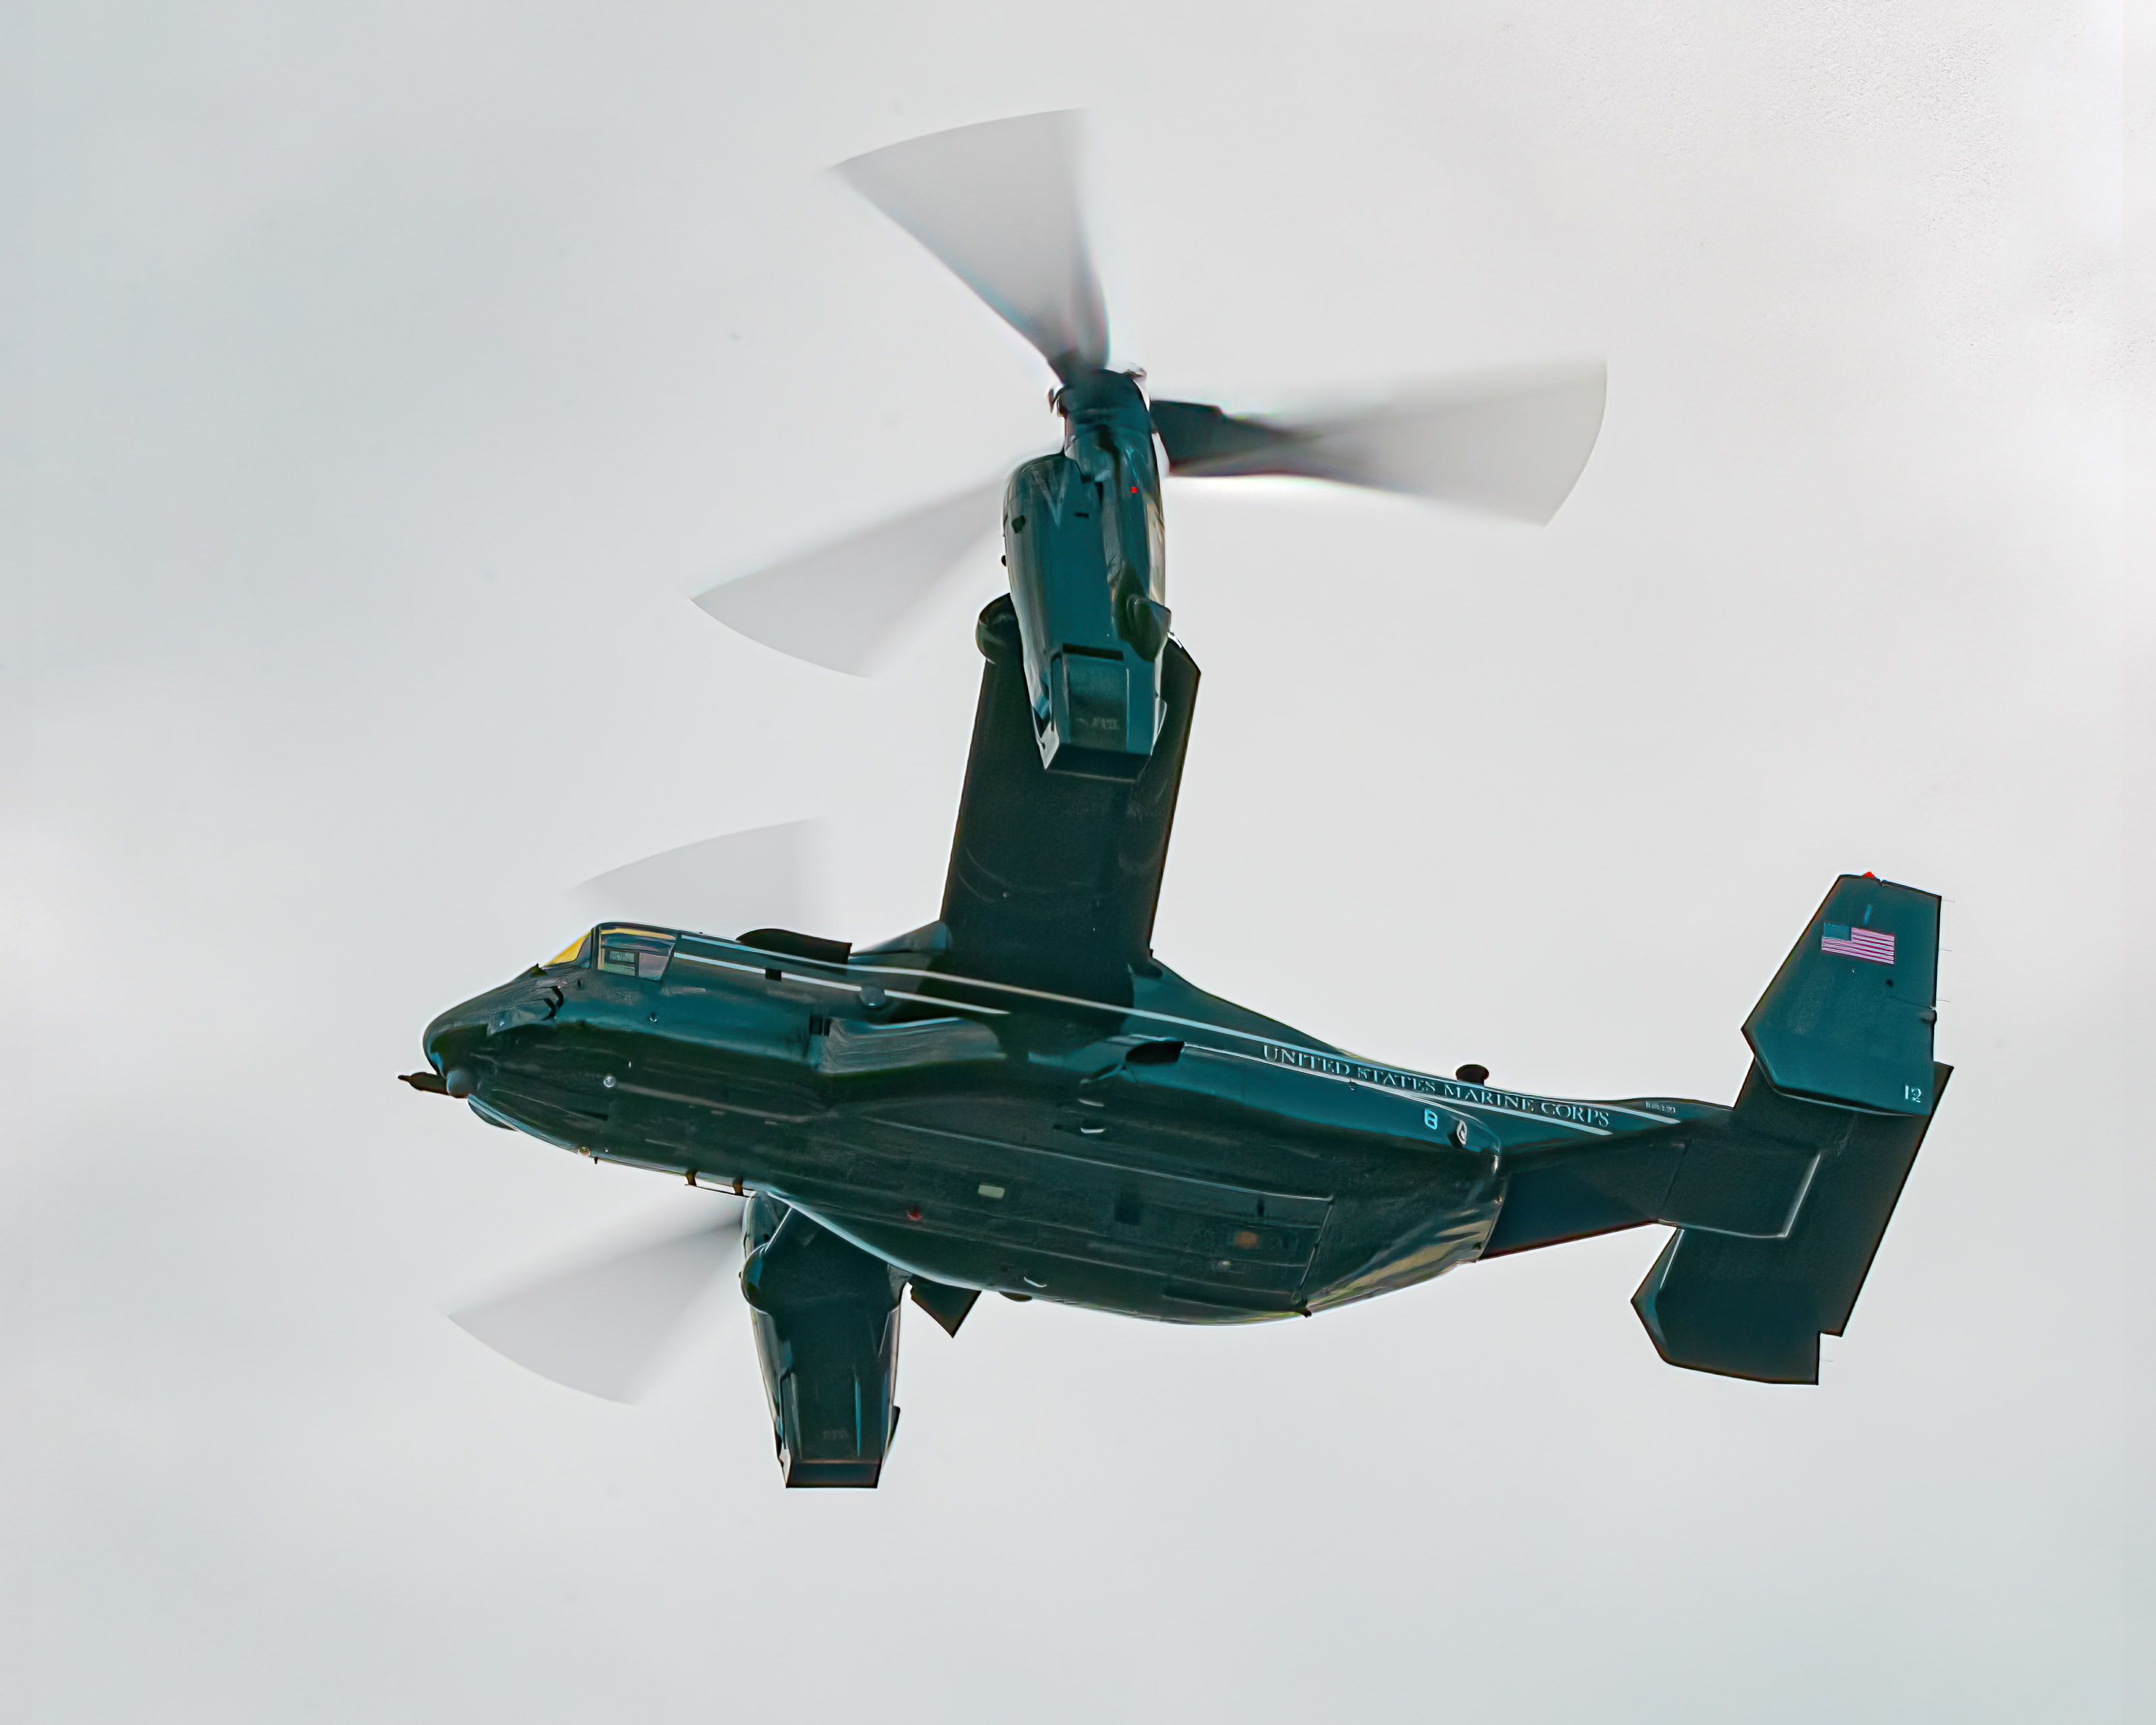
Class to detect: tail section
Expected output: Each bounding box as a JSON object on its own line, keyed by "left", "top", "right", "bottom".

{"left": 1633, "top": 1061, "right": 1948, "bottom": 1382}
{"left": 1635, "top": 875, "right": 1948, "bottom": 1382}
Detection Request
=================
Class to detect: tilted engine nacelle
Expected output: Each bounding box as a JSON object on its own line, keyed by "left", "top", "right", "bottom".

{"left": 739, "top": 1195, "right": 905, "bottom": 1488}
{"left": 738, "top": 1195, "right": 983, "bottom": 1487}
{"left": 1002, "top": 370, "right": 1173, "bottom": 780}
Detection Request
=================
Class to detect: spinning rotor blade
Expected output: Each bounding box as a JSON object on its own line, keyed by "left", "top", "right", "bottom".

{"left": 1152, "top": 363, "right": 1608, "bottom": 524}
{"left": 573, "top": 820, "right": 832, "bottom": 941}
{"left": 839, "top": 111, "right": 1109, "bottom": 380}
{"left": 449, "top": 1205, "right": 745, "bottom": 1403}
{"left": 694, "top": 476, "right": 1006, "bottom": 675}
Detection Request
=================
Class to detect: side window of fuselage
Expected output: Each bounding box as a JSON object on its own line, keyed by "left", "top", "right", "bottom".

{"left": 596, "top": 928, "right": 675, "bottom": 980}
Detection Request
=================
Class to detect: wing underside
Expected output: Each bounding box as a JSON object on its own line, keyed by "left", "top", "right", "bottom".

{"left": 934, "top": 598, "right": 1197, "bottom": 1001}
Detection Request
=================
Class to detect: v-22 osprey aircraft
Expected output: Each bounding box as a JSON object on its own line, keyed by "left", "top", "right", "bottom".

{"left": 409, "top": 114, "right": 1947, "bottom": 1487}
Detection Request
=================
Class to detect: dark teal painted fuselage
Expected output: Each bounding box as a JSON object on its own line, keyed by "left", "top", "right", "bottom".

{"left": 424, "top": 931, "right": 1722, "bottom": 1325}
{"left": 419, "top": 590, "right": 1945, "bottom": 1486}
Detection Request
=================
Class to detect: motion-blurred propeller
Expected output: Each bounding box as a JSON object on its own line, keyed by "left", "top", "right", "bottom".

{"left": 451, "top": 824, "right": 852, "bottom": 1400}
{"left": 449, "top": 1205, "right": 745, "bottom": 1403}
{"left": 572, "top": 818, "right": 834, "bottom": 940}
{"left": 693, "top": 110, "right": 1608, "bottom": 687}
{"left": 839, "top": 110, "right": 1109, "bottom": 380}
{"left": 693, "top": 478, "right": 1009, "bottom": 676}
{"left": 1150, "top": 364, "right": 1608, "bottom": 524}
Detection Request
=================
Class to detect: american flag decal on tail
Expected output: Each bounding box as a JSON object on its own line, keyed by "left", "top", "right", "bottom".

{"left": 1821, "top": 923, "right": 1896, "bottom": 965}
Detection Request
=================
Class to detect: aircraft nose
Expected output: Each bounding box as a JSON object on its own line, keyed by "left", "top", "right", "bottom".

{"left": 420, "top": 973, "right": 564, "bottom": 1096}
{"left": 422, "top": 1003, "right": 487, "bottom": 1097}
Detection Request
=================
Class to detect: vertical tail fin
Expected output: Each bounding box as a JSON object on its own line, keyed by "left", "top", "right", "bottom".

{"left": 1742, "top": 873, "right": 1939, "bottom": 1116}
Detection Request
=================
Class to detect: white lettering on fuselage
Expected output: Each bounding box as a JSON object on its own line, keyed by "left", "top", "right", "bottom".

{"left": 1257, "top": 1043, "right": 1616, "bottom": 1133}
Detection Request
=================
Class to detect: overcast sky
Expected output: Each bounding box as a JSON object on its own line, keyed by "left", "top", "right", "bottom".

{"left": 8, "top": 4, "right": 2141, "bottom": 1722}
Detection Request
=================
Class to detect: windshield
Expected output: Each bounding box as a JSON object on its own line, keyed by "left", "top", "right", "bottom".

{"left": 596, "top": 926, "right": 676, "bottom": 980}
{"left": 542, "top": 932, "right": 592, "bottom": 969}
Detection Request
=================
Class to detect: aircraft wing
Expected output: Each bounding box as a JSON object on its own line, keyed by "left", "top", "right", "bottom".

{"left": 931, "top": 597, "right": 1198, "bottom": 1002}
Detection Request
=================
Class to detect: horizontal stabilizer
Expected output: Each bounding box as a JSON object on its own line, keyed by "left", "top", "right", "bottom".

{"left": 1633, "top": 1062, "right": 1949, "bottom": 1382}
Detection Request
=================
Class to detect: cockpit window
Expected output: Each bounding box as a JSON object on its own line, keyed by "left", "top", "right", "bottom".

{"left": 596, "top": 926, "right": 675, "bottom": 980}
{"left": 542, "top": 932, "right": 592, "bottom": 969}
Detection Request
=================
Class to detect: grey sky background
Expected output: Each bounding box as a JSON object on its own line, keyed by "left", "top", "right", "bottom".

{"left": 9, "top": 3, "right": 2138, "bottom": 1722}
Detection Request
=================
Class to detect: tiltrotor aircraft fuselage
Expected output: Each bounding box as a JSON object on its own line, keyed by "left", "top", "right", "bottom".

{"left": 410, "top": 114, "right": 1948, "bottom": 1486}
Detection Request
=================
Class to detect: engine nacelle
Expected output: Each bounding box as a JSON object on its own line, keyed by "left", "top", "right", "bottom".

{"left": 1002, "top": 371, "right": 1172, "bottom": 779}
{"left": 739, "top": 1196, "right": 905, "bottom": 1488}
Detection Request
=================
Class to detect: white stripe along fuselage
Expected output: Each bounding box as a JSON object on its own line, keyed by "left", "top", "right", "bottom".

{"left": 670, "top": 933, "right": 1678, "bottom": 1140}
